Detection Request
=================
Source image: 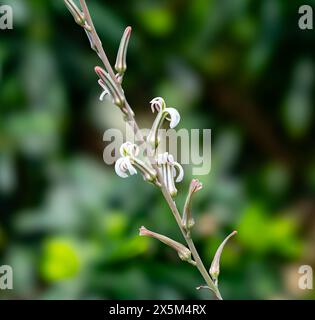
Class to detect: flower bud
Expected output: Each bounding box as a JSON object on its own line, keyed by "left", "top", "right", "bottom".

{"left": 64, "top": 0, "right": 85, "bottom": 26}
{"left": 115, "top": 27, "right": 132, "bottom": 75}
{"left": 182, "top": 179, "right": 203, "bottom": 233}
{"left": 139, "top": 226, "right": 196, "bottom": 266}
{"left": 95, "top": 66, "right": 125, "bottom": 107}
{"left": 209, "top": 231, "right": 237, "bottom": 285}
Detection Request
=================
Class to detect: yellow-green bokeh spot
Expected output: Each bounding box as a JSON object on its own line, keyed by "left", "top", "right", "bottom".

{"left": 137, "top": 6, "right": 174, "bottom": 36}
{"left": 109, "top": 236, "right": 150, "bottom": 262}
{"left": 238, "top": 204, "right": 302, "bottom": 258}
{"left": 102, "top": 211, "right": 128, "bottom": 239}
{"left": 40, "top": 238, "right": 80, "bottom": 282}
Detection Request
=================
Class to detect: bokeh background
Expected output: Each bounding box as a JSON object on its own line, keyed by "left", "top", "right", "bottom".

{"left": 1, "top": 0, "right": 315, "bottom": 299}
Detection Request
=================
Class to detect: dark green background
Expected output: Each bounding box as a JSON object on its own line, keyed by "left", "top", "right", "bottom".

{"left": 0, "top": 0, "right": 315, "bottom": 299}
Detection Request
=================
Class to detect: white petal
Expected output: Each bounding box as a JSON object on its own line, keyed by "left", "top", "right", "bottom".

{"left": 173, "top": 161, "right": 184, "bottom": 182}
{"left": 157, "top": 152, "right": 169, "bottom": 165}
{"left": 125, "top": 158, "right": 137, "bottom": 176}
{"left": 165, "top": 108, "right": 180, "bottom": 128}
{"left": 120, "top": 142, "right": 139, "bottom": 157}
{"left": 98, "top": 79, "right": 109, "bottom": 101}
{"left": 150, "top": 97, "right": 165, "bottom": 113}
{"left": 131, "top": 144, "right": 140, "bottom": 157}
{"left": 167, "top": 153, "right": 174, "bottom": 164}
{"left": 115, "top": 157, "right": 137, "bottom": 178}
{"left": 115, "top": 158, "right": 129, "bottom": 178}
{"left": 157, "top": 153, "right": 164, "bottom": 165}
{"left": 99, "top": 91, "right": 108, "bottom": 101}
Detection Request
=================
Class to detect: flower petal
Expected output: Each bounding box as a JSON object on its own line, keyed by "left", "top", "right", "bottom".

{"left": 150, "top": 97, "right": 165, "bottom": 113}
{"left": 99, "top": 91, "right": 108, "bottom": 101}
{"left": 98, "top": 79, "right": 109, "bottom": 101}
{"left": 115, "top": 158, "right": 129, "bottom": 178}
{"left": 165, "top": 108, "right": 180, "bottom": 128}
{"left": 115, "top": 157, "right": 137, "bottom": 178}
{"left": 125, "top": 158, "right": 137, "bottom": 176}
{"left": 120, "top": 142, "right": 139, "bottom": 157}
{"left": 173, "top": 161, "right": 184, "bottom": 182}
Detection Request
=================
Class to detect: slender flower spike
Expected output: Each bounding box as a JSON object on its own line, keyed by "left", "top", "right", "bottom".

{"left": 95, "top": 66, "right": 125, "bottom": 108}
{"left": 147, "top": 97, "right": 181, "bottom": 148}
{"left": 139, "top": 226, "right": 196, "bottom": 266}
{"left": 182, "top": 179, "right": 203, "bottom": 234}
{"left": 209, "top": 231, "right": 237, "bottom": 286}
{"left": 156, "top": 152, "right": 184, "bottom": 197}
{"left": 115, "top": 142, "right": 157, "bottom": 182}
{"left": 64, "top": 0, "right": 86, "bottom": 27}
{"left": 115, "top": 27, "right": 132, "bottom": 75}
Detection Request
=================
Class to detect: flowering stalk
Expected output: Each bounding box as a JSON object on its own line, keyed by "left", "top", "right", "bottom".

{"left": 65, "top": 0, "right": 237, "bottom": 300}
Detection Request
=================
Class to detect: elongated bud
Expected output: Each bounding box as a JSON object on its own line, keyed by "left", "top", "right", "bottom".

{"left": 139, "top": 226, "right": 196, "bottom": 266}
{"left": 115, "top": 27, "right": 132, "bottom": 75}
{"left": 132, "top": 158, "right": 157, "bottom": 182}
{"left": 147, "top": 110, "right": 165, "bottom": 148}
{"left": 95, "top": 66, "right": 125, "bottom": 107}
{"left": 64, "top": 0, "right": 85, "bottom": 26}
{"left": 209, "top": 231, "right": 237, "bottom": 285}
{"left": 182, "top": 179, "right": 202, "bottom": 233}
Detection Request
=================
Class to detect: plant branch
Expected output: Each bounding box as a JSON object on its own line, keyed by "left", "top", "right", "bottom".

{"left": 156, "top": 176, "right": 222, "bottom": 300}
{"left": 75, "top": 0, "right": 222, "bottom": 300}
{"left": 79, "top": 0, "right": 117, "bottom": 81}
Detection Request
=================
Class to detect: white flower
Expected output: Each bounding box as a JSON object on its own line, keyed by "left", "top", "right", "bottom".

{"left": 147, "top": 98, "right": 181, "bottom": 148}
{"left": 150, "top": 97, "right": 180, "bottom": 129}
{"left": 156, "top": 152, "right": 184, "bottom": 197}
{"left": 115, "top": 142, "right": 157, "bottom": 182}
{"left": 115, "top": 157, "right": 137, "bottom": 178}
{"left": 120, "top": 141, "right": 139, "bottom": 157}
{"left": 150, "top": 97, "right": 165, "bottom": 113}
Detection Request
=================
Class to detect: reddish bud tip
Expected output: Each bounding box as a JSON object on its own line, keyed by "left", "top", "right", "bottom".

{"left": 94, "top": 66, "right": 105, "bottom": 77}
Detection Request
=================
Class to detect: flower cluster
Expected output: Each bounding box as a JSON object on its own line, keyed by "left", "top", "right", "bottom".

{"left": 113, "top": 97, "right": 183, "bottom": 197}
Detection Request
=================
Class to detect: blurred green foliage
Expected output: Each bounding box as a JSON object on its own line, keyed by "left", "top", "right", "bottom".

{"left": 0, "top": 0, "right": 315, "bottom": 299}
